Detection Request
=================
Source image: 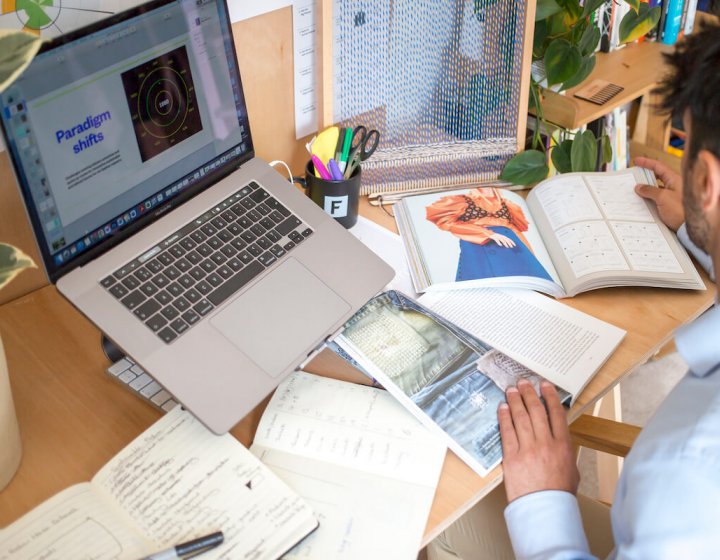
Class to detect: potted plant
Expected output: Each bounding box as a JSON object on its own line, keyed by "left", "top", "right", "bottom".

{"left": 500, "top": 0, "right": 661, "bottom": 185}
{"left": 0, "top": 29, "right": 41, "bottom": 490}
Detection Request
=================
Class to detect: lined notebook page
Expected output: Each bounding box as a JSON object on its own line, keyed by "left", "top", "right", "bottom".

{"left": 0, "top": 484, "right": 148, "bottom": 560}
{"left": 92, "top": 407, "right": 317, "bottom": 560}
{"left": 252, "top": 371, "right": 446, "bottom": 560}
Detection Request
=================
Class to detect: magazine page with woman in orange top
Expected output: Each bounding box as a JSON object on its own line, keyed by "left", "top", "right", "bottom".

{"left": 395, "top": 186, "right": 564, "bottom": 297}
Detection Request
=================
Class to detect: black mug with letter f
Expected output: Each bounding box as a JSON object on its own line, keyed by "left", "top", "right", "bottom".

{"left": 300, "top": 160, "right": 361, "bottom": 229}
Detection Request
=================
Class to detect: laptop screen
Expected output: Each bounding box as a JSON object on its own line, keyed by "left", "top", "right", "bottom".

{"left": 0, "top": 0, "right": 253, "bottom": 281}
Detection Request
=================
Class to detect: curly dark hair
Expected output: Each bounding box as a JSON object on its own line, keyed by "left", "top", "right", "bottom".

{"left": 654, "top": 19, "right": 720, "bottom": 163}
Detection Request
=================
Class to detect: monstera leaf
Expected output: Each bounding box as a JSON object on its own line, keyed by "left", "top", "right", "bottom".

{"left": 0, "top": 243, "right": 35, "bottom": 292}
{"left": 0, "top": 29, "right": 41, "bottom": 93}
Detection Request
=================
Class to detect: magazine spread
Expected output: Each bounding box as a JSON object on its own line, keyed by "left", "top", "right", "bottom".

{"left": 333, "top": 290, "right": 606, "bottom": 477}
{"left": 395, "top": 167, "right": 705, "bottom": 297}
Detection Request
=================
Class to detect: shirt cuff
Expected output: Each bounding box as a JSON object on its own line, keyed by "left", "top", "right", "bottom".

{"left": 678, "top": 223, "right": 715, "bottom": 281}
{"left": 504, "top": 490, "right": 591, "bottom": 560}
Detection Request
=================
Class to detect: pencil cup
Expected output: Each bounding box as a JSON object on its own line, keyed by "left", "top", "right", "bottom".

{"left": 301, "top": 161, "right": 361, "bottom": 229}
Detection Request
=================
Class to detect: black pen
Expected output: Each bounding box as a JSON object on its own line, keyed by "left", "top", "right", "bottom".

{"left": 140, "top": 531, "right": 224, "bottom": 560}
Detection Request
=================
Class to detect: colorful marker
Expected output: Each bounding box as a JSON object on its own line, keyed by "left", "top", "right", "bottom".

{"left": 338, "top": 127, "right": 353, "bottom": 172}
{"left": 311, "top": 154, "right": 332, "bottom": 180}
{"left": 328, "top": 158, "right": 344, "bottom": 181}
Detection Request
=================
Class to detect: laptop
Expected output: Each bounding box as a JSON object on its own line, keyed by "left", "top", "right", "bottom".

{"left": 0, "top": 0, "right": 393, "bottom": 434}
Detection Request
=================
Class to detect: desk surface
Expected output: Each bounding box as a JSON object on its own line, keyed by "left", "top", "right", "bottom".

{"left": 0, "top": 200, "right": 715, "bottom": 545}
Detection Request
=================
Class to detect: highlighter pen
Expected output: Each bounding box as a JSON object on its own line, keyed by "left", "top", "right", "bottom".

{"left": 328, "top": 158, "right": 344, "bottom": 181}
{"left": 338, "top": 127, "right": 353, "bottom": 172}
{"left": 334, "top": 127, "right": 347, "bottom": 161}
{"left": 311, "top": 154, "right": 332, "bottom": 180}
{"left": 139, "top": 531, "right": 224, "bottom": 560}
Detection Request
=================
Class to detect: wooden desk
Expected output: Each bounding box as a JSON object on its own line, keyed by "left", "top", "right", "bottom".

{"left": 0, "top": 201, "right": 715, "bottom": 548}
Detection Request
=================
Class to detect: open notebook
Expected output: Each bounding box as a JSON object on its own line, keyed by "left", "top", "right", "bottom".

{"left": 251, "top": 371, "right": 446, "bottom": 560}
{"left": 0, "top": 407, "right": 317, "bottom": 560}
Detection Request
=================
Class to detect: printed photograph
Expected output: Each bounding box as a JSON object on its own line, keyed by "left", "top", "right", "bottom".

{"left": 425, "top": 187, "right": 553, "bottom": 282}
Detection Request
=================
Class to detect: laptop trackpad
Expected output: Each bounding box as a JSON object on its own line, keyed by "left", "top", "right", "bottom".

{"left": 209, "top": 258, "right": 351, "bottom": 377}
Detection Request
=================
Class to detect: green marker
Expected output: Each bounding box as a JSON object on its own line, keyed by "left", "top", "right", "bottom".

{"left": 339, "top": 127, "right": 353, "bottom": 172}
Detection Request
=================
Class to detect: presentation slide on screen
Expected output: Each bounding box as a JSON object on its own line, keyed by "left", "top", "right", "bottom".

{"left": 29, "top": 42, "right": 211, "bottom": 227}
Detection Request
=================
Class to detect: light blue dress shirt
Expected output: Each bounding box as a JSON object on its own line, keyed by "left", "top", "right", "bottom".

{"left": 503, "top": 226, "right": 720, "bottom": 559}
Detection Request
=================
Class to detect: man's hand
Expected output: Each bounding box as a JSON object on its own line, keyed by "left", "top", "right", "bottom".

{"left": 634, "top": 156, "right": 685, "bottom": 231}
{"left": 490, "top": 233, "right": 517, "bottom": 248}
{"left": 498, "top": 380, "right": 579, "bottom": 503}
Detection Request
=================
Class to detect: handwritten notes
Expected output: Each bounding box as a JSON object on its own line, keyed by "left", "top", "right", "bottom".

{"left": 1, "top": 408, "right": 317, "bottom": 560}
{"left": 0, "top": 484, "right": 147, "bottom": 560}
{"left": 93, "top": 408, "right": 316, "bottom": 558}
{"left": 252, "top": 372, "right": 446, "bottom": 560}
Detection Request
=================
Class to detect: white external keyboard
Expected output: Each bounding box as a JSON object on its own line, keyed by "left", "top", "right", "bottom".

{"left": 106, "top": 358, "right": 178, "bottom": 412}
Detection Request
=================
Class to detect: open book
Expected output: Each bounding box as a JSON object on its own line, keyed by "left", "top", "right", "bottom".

{"left": 0, "top": 407, "right": 317, "bottom": 560}
{"left": 251, "top": 371, "right": 446, "bottom": 560}
{"left": 334, "top": 290, "right": 624, "bottom": 476}
{"left": 395, "top": 167, "right": 704, "bottom": 297}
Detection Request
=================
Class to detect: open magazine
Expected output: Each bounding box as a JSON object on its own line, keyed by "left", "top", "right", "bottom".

{"left": 395, "top": 167, "right": 705, "bottom": 297}
{"left": 334, "top": 290, "right": 620, "bottom": 477}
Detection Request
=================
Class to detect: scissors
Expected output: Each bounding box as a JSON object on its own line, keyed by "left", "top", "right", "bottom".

{"left": 344, "top": 125, "right": 380, "bottom": 178}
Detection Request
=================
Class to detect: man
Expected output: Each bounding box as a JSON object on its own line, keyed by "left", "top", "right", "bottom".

{"left": 428, "top": 21, "right": 720, "bottom": 559}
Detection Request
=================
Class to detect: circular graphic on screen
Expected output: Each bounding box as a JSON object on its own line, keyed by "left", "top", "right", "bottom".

{"left": 121, "top": 46, "right": 203, "bottom": 162}
{"left": 137, "top": 67, "right": 190, "bottom": 139}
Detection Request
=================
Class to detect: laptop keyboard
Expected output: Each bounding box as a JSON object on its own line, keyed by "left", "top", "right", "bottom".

{"left": 100, "top": 181, "right": 313, "bottom": 343}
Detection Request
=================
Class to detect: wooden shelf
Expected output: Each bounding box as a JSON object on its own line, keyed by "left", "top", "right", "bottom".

{"left": 534, "top": 41, "right": 673, "bottom": 130}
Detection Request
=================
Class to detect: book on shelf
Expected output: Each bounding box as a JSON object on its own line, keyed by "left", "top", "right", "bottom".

{"left": 0, "top": 407, "right": 318, "bottom": 560}
{"left": 663, "top": 0, "right": 687, "bottom": 43}
{"left": 251, "top": 370, "right": 446, "bottom": 560}
{"left": 394, "top": 167, "right": 704, "bottom": 298}
{"left": 334, "top": 290, "right": 625, "bottom": 477}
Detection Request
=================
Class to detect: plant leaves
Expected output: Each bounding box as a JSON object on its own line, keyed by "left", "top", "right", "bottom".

{"left": 581, "top": 0, "right": 606, "bottom": 17}
{"left": 0, "top": 243, "right": 35, "bottom": 292}
{"left": 601, "top": 133, "right": 613, "bottom": 165}
{"left": 561, "top": 55, "right": 596, "bottom": 90}
{"left": 551, "top": 139, "right": 573, "bottom": 173}
{"left": 570, "top": 18, "right": 588, "bottom": 44}
{"left": 500, "top": 150, "right": 549, "bottom": 186}
{"left": 536, "top": 0, "right": 563, "bottom": 21}
{"left": 556, "top": 0, "right": 582, "bottom": 23}
{"left": 571, "top": 130, "right": 598, "bottom": 172}
{"left": 544, "top": 39, "right": 582, "bottom": 86}
{"left": 625, "top": 0, "right": 641, "bottom": 12}
{"left": 0, "top": 30, "right": 42, "bottom": 93}
{"left": 579, "top": 23, "right": 601, "bottom": 56}
{"left": 547, "top": 11, "right": 571, "bottom": 35}
{"left": 533, "top": 19, "right": 549, "bottom": 58}
{"left": 619, "top": 4, "right": 661, "bottom": 44}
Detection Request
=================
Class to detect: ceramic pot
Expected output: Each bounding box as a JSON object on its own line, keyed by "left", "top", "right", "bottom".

{"left": 0, "top": 334, "right": 21, "bottom": 490}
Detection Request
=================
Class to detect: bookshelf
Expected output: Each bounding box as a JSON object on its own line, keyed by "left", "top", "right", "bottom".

{"left": 533, "top": 10, "right": 719, "bottom": 172}
{"left": 535, "top": 41, "right": 673, "bottom": 131}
